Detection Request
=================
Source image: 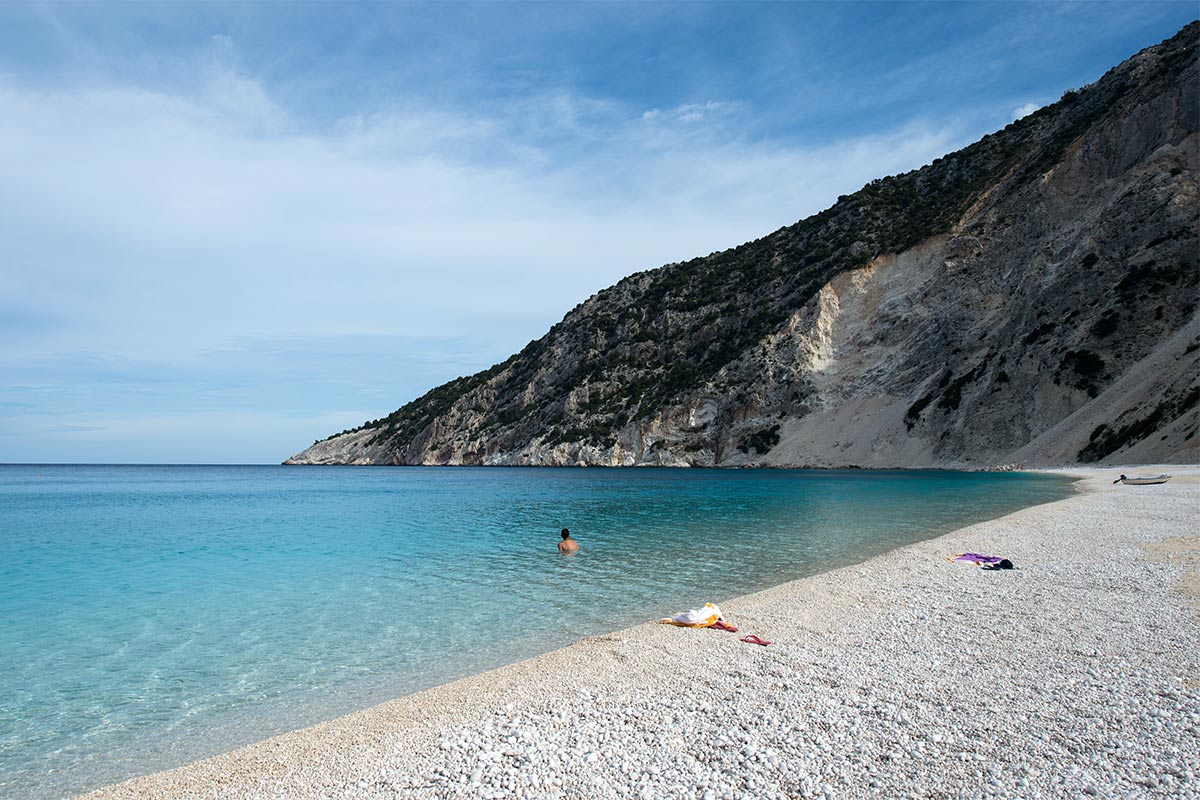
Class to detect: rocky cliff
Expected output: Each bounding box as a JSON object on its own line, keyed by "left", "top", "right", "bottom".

{"left": 288, "top": 23, "right": 1200, "bottom": 468}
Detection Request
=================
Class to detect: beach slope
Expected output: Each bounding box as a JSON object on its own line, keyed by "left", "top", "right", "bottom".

{"left": 81, "top": 467, "right": 1199, "bottom": 799}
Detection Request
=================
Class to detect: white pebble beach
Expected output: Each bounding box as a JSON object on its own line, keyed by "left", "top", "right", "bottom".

{"left": 79, "top": 466, "right": 1199, "bottom": 800}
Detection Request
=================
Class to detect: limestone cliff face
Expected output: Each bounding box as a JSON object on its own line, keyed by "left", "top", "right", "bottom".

{"left": 288, "top": 24, "right": 1200, "bottom": 468}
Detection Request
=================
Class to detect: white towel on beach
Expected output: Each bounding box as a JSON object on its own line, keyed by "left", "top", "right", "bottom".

{"left": 660, "top": 602, "right": 723, "bottom": 627}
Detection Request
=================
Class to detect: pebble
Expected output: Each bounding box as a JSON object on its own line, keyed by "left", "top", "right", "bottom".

{"left": 83, "top": 471, "right": 1200, "bottom": 800}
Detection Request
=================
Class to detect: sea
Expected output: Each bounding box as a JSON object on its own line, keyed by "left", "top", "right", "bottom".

{"left": 0, "top": 464, "right": 1075, "bottom": 798}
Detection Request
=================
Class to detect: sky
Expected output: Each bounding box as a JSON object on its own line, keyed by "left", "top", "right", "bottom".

{"left": 1, "top": 2, "right": 1196, "bottom": 464}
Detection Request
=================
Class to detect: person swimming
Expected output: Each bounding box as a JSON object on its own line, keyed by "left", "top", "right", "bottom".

{"left": 557, "top": 528, "right": 579, "bottom": 553}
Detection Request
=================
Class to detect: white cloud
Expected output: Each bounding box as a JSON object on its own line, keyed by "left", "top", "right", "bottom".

{"left": 1012, "top": 101, "right": 1040, "bottom": 120}
{"left": 641, "top": 100, "right": 737, "bottom": 124}
{"left": 0, "top": 68, "right": 974, "bottom": 460}
{"left": 0, "top": 75, "right": 966, "bottom": 352}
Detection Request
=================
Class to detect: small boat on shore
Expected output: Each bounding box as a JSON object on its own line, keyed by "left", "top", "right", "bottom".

{"left": 1113, "top": 474, "right": 1171, "bottom": 485}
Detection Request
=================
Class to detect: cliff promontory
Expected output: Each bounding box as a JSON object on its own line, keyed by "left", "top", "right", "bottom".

{"left": 288, "top": 24, "right": 1199, "bottom": 468}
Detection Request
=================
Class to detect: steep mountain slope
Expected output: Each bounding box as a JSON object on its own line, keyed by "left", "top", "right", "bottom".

{"left": 288, "top": 24, "right": 1199, "bottom": 468}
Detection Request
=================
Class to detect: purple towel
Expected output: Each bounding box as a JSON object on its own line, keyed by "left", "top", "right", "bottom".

{"left": 954, "top": 552, "right": 1005, "bottom": 564}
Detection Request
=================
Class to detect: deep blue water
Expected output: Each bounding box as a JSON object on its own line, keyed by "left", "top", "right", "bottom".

{"left": 0, "top": 465, "right": 1075, "bottom": 798}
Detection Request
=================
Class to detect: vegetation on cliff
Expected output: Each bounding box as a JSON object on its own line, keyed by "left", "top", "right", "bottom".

{"left": 296, "top": 22, "right": 1199, "bottom": 466}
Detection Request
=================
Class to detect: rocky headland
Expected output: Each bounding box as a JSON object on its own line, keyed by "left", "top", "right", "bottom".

{"left": 287, "top": 24, "right": 1199, "bottom": 468}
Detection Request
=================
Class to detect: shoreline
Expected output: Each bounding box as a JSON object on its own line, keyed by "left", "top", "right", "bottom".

{"left": 79, "top": 466, "right": 1199, "bottom": 799}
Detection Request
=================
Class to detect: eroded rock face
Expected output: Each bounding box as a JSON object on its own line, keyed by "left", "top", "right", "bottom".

{"left": 287, "top": 24, "right": 1200, "bottom": 469}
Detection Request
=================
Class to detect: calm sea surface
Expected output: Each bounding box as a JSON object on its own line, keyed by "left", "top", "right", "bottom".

{"left": 0, "top": 465, "right": 1075, "bottom": 798}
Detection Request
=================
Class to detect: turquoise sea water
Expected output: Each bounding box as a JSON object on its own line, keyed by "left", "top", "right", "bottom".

{"left": 0, "top": 465, "right": 1074, "bottom": 798}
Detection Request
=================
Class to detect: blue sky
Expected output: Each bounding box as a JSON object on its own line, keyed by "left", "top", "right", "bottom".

{"left": 1, "top": 2, "right": 1195, "bottom": 463}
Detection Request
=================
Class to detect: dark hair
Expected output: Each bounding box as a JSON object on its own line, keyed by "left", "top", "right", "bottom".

{"left": 561, "top": 528, "right": 570, "bottom": 539}
{"left": 998, "top": 559, "right": 1014, "bottom": 569}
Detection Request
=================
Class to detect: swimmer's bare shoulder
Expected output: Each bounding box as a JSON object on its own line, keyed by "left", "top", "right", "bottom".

{"left": 557, "top": 528, "right": 579, "bottom": 552}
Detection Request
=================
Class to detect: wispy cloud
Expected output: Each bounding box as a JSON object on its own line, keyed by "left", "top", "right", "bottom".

{"left": 641, "top": 100, "right": 738, "bottom": 125}
{"left": 0, "top": 62, "right": 966, "bottom": 353}
{"left": 1012, "top": 102, "right": 1041, "bottom": 120}
{"left": 40, "top": 424, "right": 107, "bottom": 434}
{"left": 4, "top": 4, "right": 1193, "bottom": 462}
{"left": 0, "top": 57, "right": 967, "bottom": 461}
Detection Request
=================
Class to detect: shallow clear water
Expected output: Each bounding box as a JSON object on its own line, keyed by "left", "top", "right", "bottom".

{"left": 0, "top": 465, "right": 1074, "bottom": 798}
